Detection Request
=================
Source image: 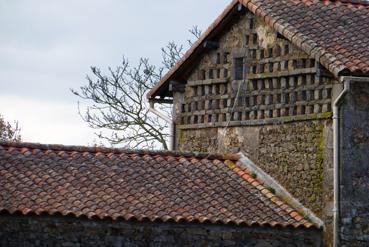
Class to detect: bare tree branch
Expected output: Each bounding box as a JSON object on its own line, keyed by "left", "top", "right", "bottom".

{"left": 188, "top": 25, "right": 202, "bottom": 46}
{"left": 0, "top": 115, "right": 21, "bottom": 142}
{"left": 72, "top": 27, "right": 201, "bottom": 150}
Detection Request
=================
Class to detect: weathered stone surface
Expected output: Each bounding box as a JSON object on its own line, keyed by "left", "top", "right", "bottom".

{"left": 175, "top": 11, "right": 336, "bottom": 129}
{"left": 172, "top": 7, "right": 338, "bottom": 246}
{"left": 339, "top": 81, "right": 369, "bottom": 247}
{"left": 178, "top": 121, "right": 333, "bottom": 212}
{"left": 178, "top": 120, "right": 333, "bottom": 246}
{"left": 0, "top": 215, "right": 322, "bottom": 247}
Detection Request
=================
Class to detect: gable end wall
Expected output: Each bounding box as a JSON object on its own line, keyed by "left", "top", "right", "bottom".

{"left": 173, "top": 10, "right": 338, "bottom": 246}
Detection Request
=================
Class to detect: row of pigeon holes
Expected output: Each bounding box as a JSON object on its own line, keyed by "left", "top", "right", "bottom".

{"left": 179, "top": 73, "right": 332, "bottom": 125}
{"left": 249, "top": 58, "right": 315, "bottom": 74}
{"left": 197, "top": 49, "right": 311, "bottom": 81}
{"left": 189, "top": 74, "right": 325, "bottom": 100}
{"left": 180, "top": 102, "right": 331, "bottom": 125}
{"left": 183, "top": 87, "right": 331, "bottom": 112}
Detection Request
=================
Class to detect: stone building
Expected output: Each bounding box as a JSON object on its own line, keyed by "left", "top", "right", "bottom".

{"left": 0, "top": 0, "right": 368, "bottom": 247}
{"left": 0, "top": 142, "right": 322, "bottom": 246}
{"left": 148, "top": 0, "right": 369, "bottom": 246}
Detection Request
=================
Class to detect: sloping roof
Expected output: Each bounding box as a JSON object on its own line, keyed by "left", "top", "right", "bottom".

{"left": 0, "top": 142, "right": 316, "bottom": 228}
{"left": 148, "top": 0, "right": 369, "bottom": 99}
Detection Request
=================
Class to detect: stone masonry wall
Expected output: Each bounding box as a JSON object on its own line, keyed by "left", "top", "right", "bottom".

{"left": 0, "top": 214, "right": 322, "bottom": 247}
{"left": 339, "top": 81, "right": 369, "bottom": 246}
{"left": 177, "top": 119, "right": 333, "bottom": 245}
{"left": 174, "top": 10, "right": 336, "bottom": 130}
{"left": 172, "top": 7, "right": 339, "bottom": 246}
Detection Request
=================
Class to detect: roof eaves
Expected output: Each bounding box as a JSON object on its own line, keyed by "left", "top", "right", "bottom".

{"left": 147, "top": 0, "right": 240, "bottom": 100}
{"left": 149, "top": 0, "right": 369, "bottom": 99}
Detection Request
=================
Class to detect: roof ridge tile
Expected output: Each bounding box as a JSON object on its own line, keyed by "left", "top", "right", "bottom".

{"left": 0, "top": 141, "right": 238, "bottom": 161}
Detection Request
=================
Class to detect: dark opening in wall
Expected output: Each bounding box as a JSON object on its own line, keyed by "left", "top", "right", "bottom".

{"left": 253, "top": 34, "right": 258, "bottom": 44}
{"left": 273, "top": 79, "right": 280, "bottom": 89}
{"left": 216, "top": 53, "right": 221, "bottom": 64}
{"left": 302, "top": 75, "right": 307, "bottom": 85}
{"left": 208, "top": 114, "right": 213, "bottom": 123}
{"left": 309, "top": 59, "right": 315, "bottom": 68}
{"left": 301, "top": 59, "right": 307, "bottom": 68}
{"left": 277, "top": 94, "right": 282, "bottom": 103}
{"left": 249, "top": 18, "right": 254, "bottom": 29}
{"left": 217, "top": 69, "right": 221, "bottom": 79}
{"left": 277, "top": 32, "right": 288, "bottom": 41}
{"left": 224, "top": 68, "right": 229, "bottom": 78}
{"left": 277, "top": 62, "right": 282, "bottom": 71}
{"left": 269, "top": 62, "right": 274, "bottom": 72}
{"left": 260, "top": 64, "right": 265, "bottom": 73}
{"left": 327, "top": 88, "right": 332, "bottom": 99}
{"left": 252, "top": 65, "right": 257, "bottom": 74}
{"left": 234, "top": 57, "right": 244, "bottom": 80}
{"left": 301, "top": 105, "right": 306, "bottom": 115}
{"left": 209, "top": 69, "right": 214, "bottom": 79}
{"left": 294, "top": 76, "right": 299, "bottom": 86}
{"left": 301, "top": 90, "right": 307, "bottom": 101}
{"left": 224, "top": 52, "right": 230, "bottom": 63}
{"left": 199, "top": 70, "right": 206, "bottom": 80}
{"left": 274, "top": 45, "right": 281, "bottom": 57}
{"left": 268, "top": 48, "right": 273, "bottom": 58}
{"left": 260, "top": 49, "right": 265, "bottom": 59}
{"left": 252, "top": 80, "right": 257, "bottom": 90}
{"left": 245, "top": 35, "right": 250, "bottom": 46}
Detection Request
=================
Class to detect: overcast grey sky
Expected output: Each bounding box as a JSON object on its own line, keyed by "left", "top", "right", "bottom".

{"left": 0, "top": 0, "right": 230, "bottom": 145}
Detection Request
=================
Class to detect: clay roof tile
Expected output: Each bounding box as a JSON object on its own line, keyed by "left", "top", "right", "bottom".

{"left": 0, "top": 141, "right": 315, "bottom": 229}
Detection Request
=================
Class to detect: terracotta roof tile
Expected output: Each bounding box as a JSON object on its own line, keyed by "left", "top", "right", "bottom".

{"left": 246, "top": 0, "right": 369, "bottom": 76}
{"left": 148, "top": 0, "right": 369, "bottom": 99}
{"left": 0, "top": 141, "right": 314, "bottom": 228}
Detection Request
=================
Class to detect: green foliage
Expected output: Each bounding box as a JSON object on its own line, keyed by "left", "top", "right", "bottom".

{"left": 251, "top": 172, "right": 257, "bottom": 179}
{"left": 266, "top": 186, "right": 276, "bottom": 194}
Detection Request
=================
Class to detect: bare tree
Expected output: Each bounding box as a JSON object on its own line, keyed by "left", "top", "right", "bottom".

{"left": 72, "top": 27, "right": 201, "bottom": 150}
{"left": 0, "top": 115, "right": 21, "bottom": 142}
{"left": 188, "top": 25, "right": 202, "bottom": 46}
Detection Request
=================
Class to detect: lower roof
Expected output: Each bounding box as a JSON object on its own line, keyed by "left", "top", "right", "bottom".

{"left": 0, "top": 142, "right": 316, "bottom": 229}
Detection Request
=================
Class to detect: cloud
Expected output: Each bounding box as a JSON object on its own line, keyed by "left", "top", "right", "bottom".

{"left": 0, "top": 0, "right": 230, "bottom": 146}
{"left": 0, "top": 95, "right": 96, "bottom": 145}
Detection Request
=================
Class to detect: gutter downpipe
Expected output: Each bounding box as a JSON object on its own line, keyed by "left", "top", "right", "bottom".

{"left": 333, "top": 77, "right": 351, "bottom": 247}
{"left": 149, "top": 100, "right": 175, "bottom": 151}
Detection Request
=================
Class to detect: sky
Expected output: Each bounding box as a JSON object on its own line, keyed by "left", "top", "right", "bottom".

{"left": 0, "top": 0, "right": 230, "bottom": 146}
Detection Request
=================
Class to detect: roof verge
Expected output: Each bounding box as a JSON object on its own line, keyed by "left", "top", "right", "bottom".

{"left": 237, "top": 152, "right": 324, "bottom": 228}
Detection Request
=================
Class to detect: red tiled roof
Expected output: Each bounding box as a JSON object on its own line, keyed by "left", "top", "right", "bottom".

{"left": 0, "top": 142, "right": 315, "bottom": 228}
{"left": 148, "top": 0, "right": 369, "bottom": 99}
